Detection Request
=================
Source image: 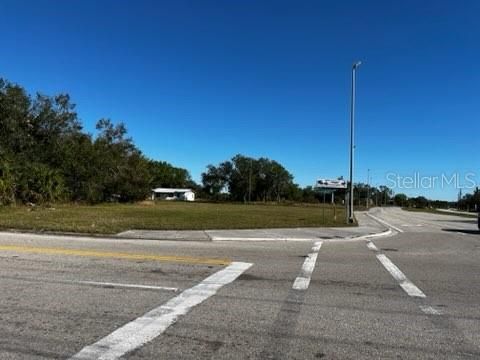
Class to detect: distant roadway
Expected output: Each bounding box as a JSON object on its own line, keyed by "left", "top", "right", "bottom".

{"left": 0, "top": 207, "right": 478, "bottom": 359}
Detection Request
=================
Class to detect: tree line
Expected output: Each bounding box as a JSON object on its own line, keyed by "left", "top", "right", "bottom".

{"left": 0, "top": 78, "right": 192, "bottom": 205}
{"left": 391, "top": 190, "right": 480, "bottom": 210}
{"left": 5, "top": 77, "right": 467, "bottom": 208}
{"left": 0, "top": 75, "right": 400, "bottom": 207}
{"left": 0, "top": 78, "right": 315, "bottom": 206}
{"left": 458, "top": 188, "right": 480, "bottom": 211}
{"left": 201, "top": 154, "right": 298, "bottom": 202}
{"left": 200, "top": 157, "right": 402, "bottom": 205}
{"left": 342, "top": 183, "right": 478, "bottom": 210}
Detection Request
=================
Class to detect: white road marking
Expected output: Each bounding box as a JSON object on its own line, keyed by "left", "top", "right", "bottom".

{"left": 69, "top": 261, "right": 252, "bottom": 360}
{"left": 311, "top": 242, "right": 322, "bottom": 252}
{"left": 345, "top": 229, "right": 392, "bottom": 242}
{"left": 292, "top": 241, "right": 322, "bottom": 291}
{"left": 366, "top": 213, "right": 404, "bottom": 233}
{"left": 292, "top": 276, "right": 311, "bottom": 290}
{"left": 376, "top": 254, "right": 426, "bottom": 298}
{"left": 420, "top": 305, "right": 443, "bottom": 316}
{"left": 366, "top": 241, "right": 379, "bottom": 251}
{"left": 368, "top": 244, "right": 442, "bottom": 315}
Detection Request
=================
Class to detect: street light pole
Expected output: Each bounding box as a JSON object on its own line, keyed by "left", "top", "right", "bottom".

{"left": 366, "top": 168, "right": 370, "bottom": 209}
{"left": 348, "top": 61, "right": 361, "bottom": 223}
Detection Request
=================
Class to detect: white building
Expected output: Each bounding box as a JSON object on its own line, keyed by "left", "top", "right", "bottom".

{"left": 151, "top": 188, "right": 195, "bottom": 202}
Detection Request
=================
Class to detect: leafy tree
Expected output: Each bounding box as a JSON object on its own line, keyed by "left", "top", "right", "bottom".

{"left": 458, "top": 187, "right": 480, "bottom": 211}
{"left": 378, "top": 185, "right": 394, "bottom": 205}
{"left": 201, "top": 162, "right": 232, "bottom": 198}
{"left": 202, "top": 154, "right": 295, "bottom": 202}
{"left": 0, "top": 80, "right": 32, "bottom": 156}
{"left": 0, "top": 78, "right": 194, "bottom": 204}
{"left": 301, "top": 186, "right": 318, "bottom": 203}
{"left": 394, "top": 193, "right": 408, "bottom": 207}
{"left": 409, "top": 196, "right": 429, "bottom": 208}
{"left": 92, "top": 119, "right": 150, "bottom": 202}
{"left": 149, "top": 160, "right": 192, "bottom": 188}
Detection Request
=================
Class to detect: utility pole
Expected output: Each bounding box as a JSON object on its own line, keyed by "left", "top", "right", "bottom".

{"left": 366, "top": 168, "right": 370, "bottom": 209}
{"left": 248, "top": 158, "right": 252, "bottom": 203}
{"left": 348, "top": 61, "right": 361, "bottom": 223}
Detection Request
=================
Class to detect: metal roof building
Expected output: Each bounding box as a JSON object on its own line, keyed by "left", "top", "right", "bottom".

{"left": 151, "top": 188, "right": 195, "bottom": 202}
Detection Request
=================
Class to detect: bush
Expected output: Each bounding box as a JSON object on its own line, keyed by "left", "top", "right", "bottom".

{"left": 0, "top": 159, "right": 15, "bottom": 205}
{"left": 16, "top": 163, "right": 66, "bottom": 204}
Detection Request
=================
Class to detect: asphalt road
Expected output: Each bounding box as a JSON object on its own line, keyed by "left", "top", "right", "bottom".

{"left": 0, "top": 207, "right": 479, "bottom": 359}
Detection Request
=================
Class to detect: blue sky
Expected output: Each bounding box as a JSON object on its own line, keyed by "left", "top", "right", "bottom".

{"left": 0, "top": 0, "right": 478, "bottom": 200}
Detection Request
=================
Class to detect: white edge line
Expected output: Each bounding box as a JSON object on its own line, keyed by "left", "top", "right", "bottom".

{"left": 376, "top": 254, "right": 426, "bottom": 298}
{"left": 69, "top": 261, "right": 253, "bottom": 360}
{"left": 366, "top": 213, "right": 404, "bottom": 233}
{"left": 292, "top": 241, "right": 322, "bottom": 291}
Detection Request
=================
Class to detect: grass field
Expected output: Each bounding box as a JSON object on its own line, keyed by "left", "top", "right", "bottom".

{"left": 403, "top": 207, "right": 477, "bottom": 218}
{"left": 0, "top": 201, "right": 350, "bottom": 234}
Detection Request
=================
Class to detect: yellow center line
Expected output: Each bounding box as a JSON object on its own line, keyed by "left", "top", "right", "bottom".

{"left": 0, "top": 245, "right": 231, "bottom": 266}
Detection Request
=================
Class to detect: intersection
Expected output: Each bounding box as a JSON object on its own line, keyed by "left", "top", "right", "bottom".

{"left": 0, "top": 208, "right": 478, "bottom": 359}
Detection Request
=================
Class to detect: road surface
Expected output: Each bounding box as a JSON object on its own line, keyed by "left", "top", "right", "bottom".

{"left": 0, "top": 207, "right": 478, "bottom": 359}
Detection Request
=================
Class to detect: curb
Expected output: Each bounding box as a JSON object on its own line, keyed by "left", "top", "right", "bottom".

{"left": 0, "top": 221, "right": 395, "bottom": 243}
{"left": 210, "top": 228, "right": 393, "bottom": 242}
{"left": 210, "top": 236, "right": 318, "bottom": 242}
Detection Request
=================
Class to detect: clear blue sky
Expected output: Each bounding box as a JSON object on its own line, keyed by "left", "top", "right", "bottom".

{"left": 1, "top": 0, "right": 478, "bottom": 200}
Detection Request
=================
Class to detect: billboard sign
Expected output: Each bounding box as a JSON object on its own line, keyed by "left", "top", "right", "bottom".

{"left": 316, "top": 179, "right": 347, "bottom": 189}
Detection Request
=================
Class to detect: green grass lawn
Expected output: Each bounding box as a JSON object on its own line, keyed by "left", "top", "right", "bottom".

{"left": 0, "top": 201, "right": 350, "bottom": 234}
{"left": 403, "top": 207, "right": 477, "bottom": 218}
